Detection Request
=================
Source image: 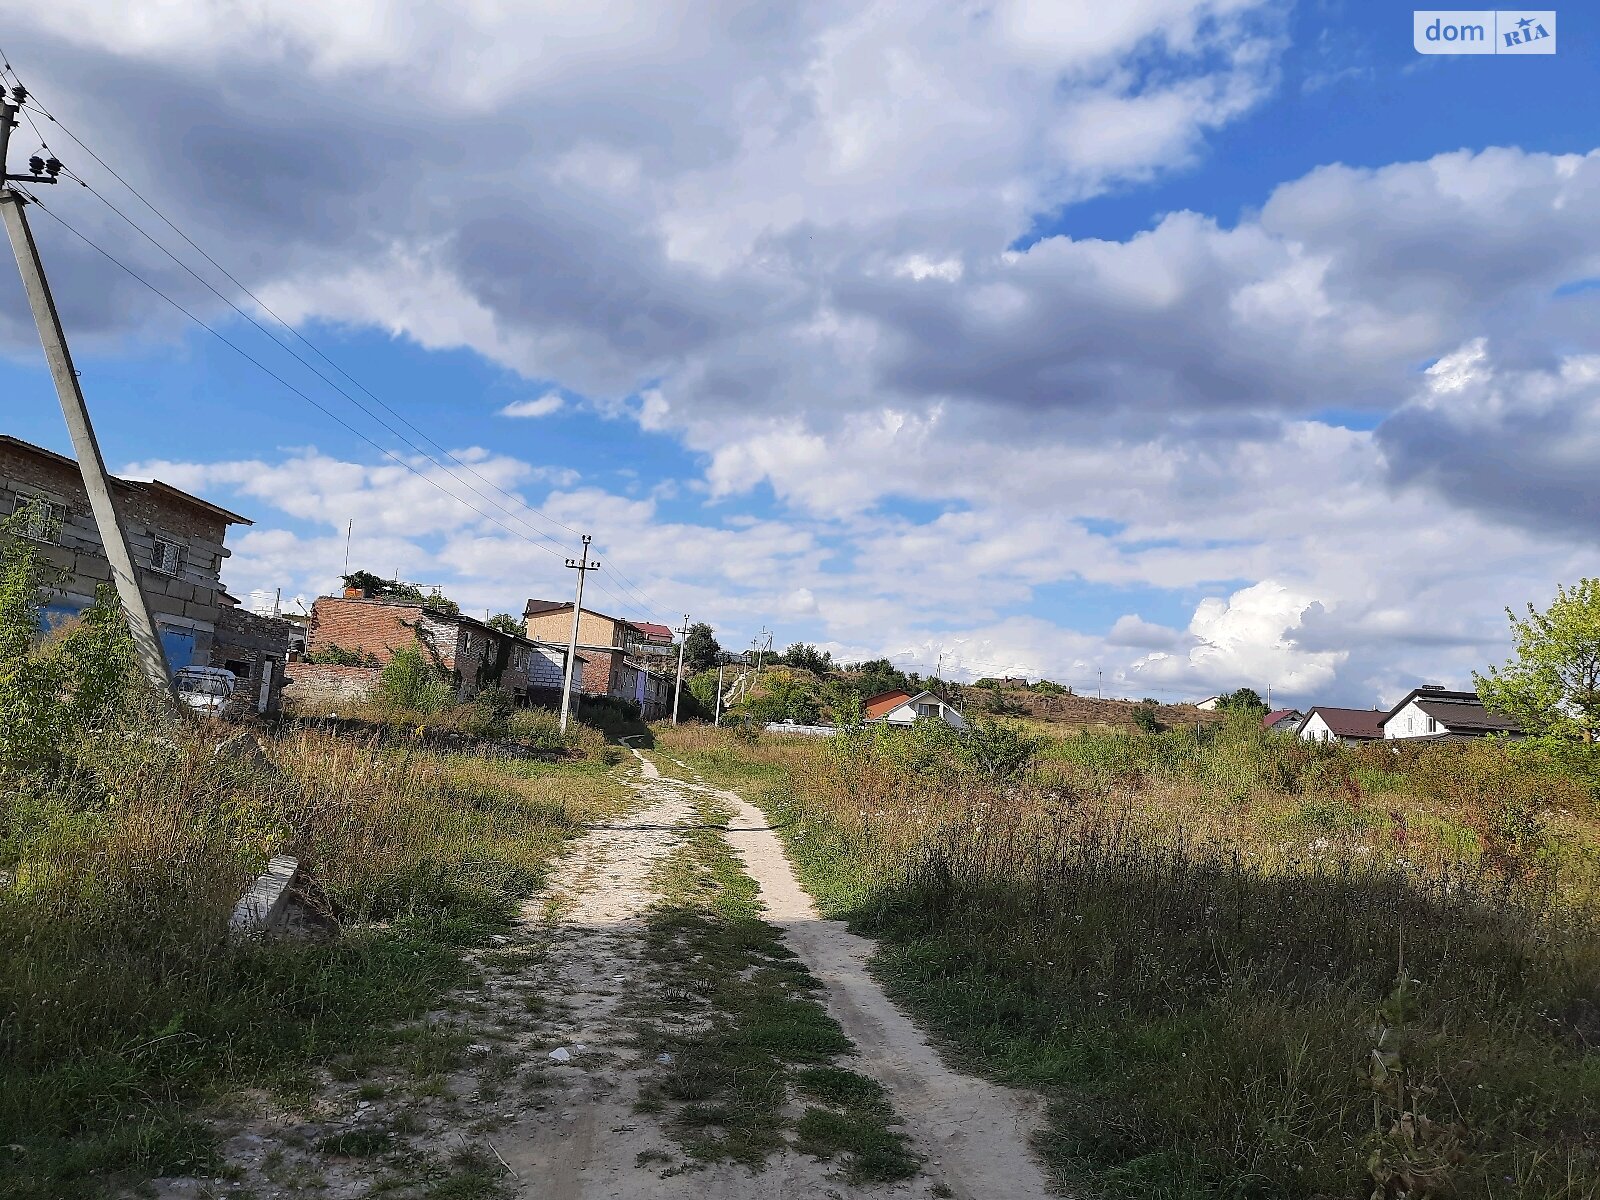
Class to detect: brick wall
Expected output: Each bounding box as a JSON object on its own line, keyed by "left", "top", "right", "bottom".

{"left": 309, "top": 598, "right": 432, "bottom": 665}
{"left": 282, "top": 662, "right": 380, "bottom": 708}
{"left": 311, "top": 597, "right": 578, "bottom": 705}
{"left": 212, "top": 605, "right": 293, "bottom": 715}
{"left": 524, "top": 606, "right": 627, "bottom": 651}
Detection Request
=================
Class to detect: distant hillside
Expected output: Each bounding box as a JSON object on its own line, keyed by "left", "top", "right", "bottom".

{"left": 721, "top": 665, "right": 1221, "bottom": 733}
{"left": 963, "top": 683, "right": 1222, "bottom": 733}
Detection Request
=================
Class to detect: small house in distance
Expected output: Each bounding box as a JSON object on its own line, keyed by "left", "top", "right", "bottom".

{"left": 1382, "top": 686, "right": 1521, "bottom": 741}
{"left": 1261, "top": 708, "right": 1303, "bottom": 733}
{"left": 864, "top": 689, "right": 968, "bottom": 729}
{"left": 1298, "top": 706, "right": 1385, "bottom": 745}
{"left": 1194, "top": 695, "right": 1222, "bottom": 711}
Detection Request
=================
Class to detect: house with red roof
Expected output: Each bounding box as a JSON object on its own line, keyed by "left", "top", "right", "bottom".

{"left": 1261, "top": 708, "right": 1303, "bottom": 733}
{"left": 863, "top": 688, "right": 967, "bottom": 728}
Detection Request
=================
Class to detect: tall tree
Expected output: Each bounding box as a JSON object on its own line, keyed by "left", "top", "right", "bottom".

{"left": 1477, "top": 579, "right": 1600, "bottom": 744}
{"left": 682, "top": 622, "right": 723, "bottom": 673}
{"left": 782, "top": 643, "right": 833, "bottom": 674}
{"left": 487, "top": 613, "right": 522, "bottom": 635}
{"left": 1217, "top": 687, "right": 1268, "bottom": 714}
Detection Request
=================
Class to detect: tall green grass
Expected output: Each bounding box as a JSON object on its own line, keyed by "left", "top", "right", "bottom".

{"left": 659, "top": 720, "right": 1600, "bottom": 1199}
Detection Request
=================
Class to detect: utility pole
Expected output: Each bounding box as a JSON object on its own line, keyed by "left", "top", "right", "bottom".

{"left": 344, "top": 519, "right": 353, "bottom": 574}
{"left": 557, "top": 534, "right": 598, "bottom": 734}
{"left": 0, "top": 92, "right": 174, "bottom": 701}
{"left": 1097, "top": 668, "right": 1103, "bottom": 700}
{"left": 671, "top": 613, "right": 690, "bottom": 725}
{"left": 714, "top": 662, "right": 724, "bottom": 727}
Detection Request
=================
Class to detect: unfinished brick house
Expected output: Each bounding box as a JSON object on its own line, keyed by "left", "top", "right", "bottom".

{"left": 213, "top": 595, "right": 293, "bottom": 715}
{"left": 304, "top": 593, "right": 578, "bottom": 707}
{"left": 4, "top": 434, "right": 246, "bottom": 666}
{"left": 522, "top": 600, "right": 676, "bottom": 719}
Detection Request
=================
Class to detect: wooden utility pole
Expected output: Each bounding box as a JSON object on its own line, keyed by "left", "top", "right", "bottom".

{"left": 671, "top": 614, "right": 689, "bottom": 725}
{"left": 0, "top": 93, "right": 174, "bottom": 700}
{"left": 558, "top": 534, "right": 598, "bottom": 733}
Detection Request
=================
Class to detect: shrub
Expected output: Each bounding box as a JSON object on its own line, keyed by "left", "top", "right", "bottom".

{"left": 304, "top": 642, "right": 379, "bottom": 667}
{"left": 0, "top": 529, "right": 145, "bottom": 772}
{"left": 376, "top": 643, "right": 453, "bottom": 713}
{"left": 1131, "top": 702, "right": 1162, "bottom": 734}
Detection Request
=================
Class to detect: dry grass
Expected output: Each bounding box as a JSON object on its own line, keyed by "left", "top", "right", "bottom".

{"left": 657, "top": 719, "right": 1600, "bottom": 1199}
{"left": 0, "top": 716, "right": 630, "bottom": 1198}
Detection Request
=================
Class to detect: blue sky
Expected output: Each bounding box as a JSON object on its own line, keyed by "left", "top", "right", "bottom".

{"left": 1, "top": 1, "right": 1596, "bottom": 705}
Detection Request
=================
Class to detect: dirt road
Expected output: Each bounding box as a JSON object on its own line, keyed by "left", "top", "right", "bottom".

{"left": 146, "top": 748, "right": 1055, "bottom": 1200}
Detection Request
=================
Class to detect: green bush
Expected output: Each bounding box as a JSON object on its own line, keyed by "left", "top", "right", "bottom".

{"left": 376, "top": 643, "right": 453, "bottom": 713}
{"left": 0, "top": 528, "right": 147, "bottom": 773}
{"left": 1131, "top": 702, "right": 1162, "bottom": 734}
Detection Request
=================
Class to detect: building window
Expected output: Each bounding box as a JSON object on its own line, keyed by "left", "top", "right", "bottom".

{"left": 1426, "top": 716, "right": 1438, "bottom": 734}
{"left": 15, "top": 494, "right": 65, "bottom": 544}
{"left": 224, "top": 659, "right": 251, "bottom": 681}
{"left": 1407, "top": 716, "right": 1414, "bottom": 733}
{"left": 151, "top": 536, "right": 182, "bottom": 576}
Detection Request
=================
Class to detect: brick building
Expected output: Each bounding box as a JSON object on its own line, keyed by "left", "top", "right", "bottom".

{"left": 305, "top": 594, "right": 578, "bottom": 707}
{"left": 522, "top": 600, "right": 676, "bottom": 719}
{"left": 2, "top": 434, "right": 251, "bottom": 672}
{"left": 212, "top": 596, "right": 294, "bottom": 715}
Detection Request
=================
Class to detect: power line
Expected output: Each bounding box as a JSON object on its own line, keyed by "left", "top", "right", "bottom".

{"left": 0, "top": 48, "right": 671, "bottom": 623}
{"left": 21, "top": 195, "right": 610, "bottom": 576}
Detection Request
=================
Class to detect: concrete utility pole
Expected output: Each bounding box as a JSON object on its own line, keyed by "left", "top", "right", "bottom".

{"left": 714, "top": 662, "right": 724, "bottom": 727}
{"left": 0, "top": 94, "right": 174, "bottom": 700}
{"left": 557, "top": 534, "right": 598, "bottom": 734}
{"left": 671, "top": 614, "right": 690, "bottom": 725}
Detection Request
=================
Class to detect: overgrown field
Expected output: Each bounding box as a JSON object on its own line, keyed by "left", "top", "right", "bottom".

{"left": 0, "top": 533, "right": 635, "bottom": 1197}
{"left": 658, "top": 719, "right": 1600, "bottom": 1199}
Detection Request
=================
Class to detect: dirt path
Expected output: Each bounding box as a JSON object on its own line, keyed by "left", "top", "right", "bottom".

{"left": 142, "top": 749, "right": 1055, "bottom": 1200}
{"left": 646, "top": 751, "right": 1056, "bottom": 1200}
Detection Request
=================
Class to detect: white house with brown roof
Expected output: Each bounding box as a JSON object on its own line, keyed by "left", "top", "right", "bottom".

{"left": 863, "top": 688, "right": 968, "bottom": 728}
{"left": 1298, "top": 706, "right": 1385, "bottom": 744}
{"left": 1381, "top": 687, "right": 1521, "bottom": 741}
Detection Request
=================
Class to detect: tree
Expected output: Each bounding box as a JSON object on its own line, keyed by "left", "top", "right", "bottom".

{"left": 1032, "top": 679, "right": 1069, "bottom": 696}
{"left": 782, "top": 643, "right": 834, "bottom": 674}
{"left": 1217, "top": 687, "right": 1268, "bottom": 715}
{"left": 682, "top": 622, "right": 722, "bottom": 673}
{"left": 1476, "top": 579, "right": 1600, "bottom": 744}
{"left": 341, "top": 569, "right": 459, "bottom": 615}
{"left": 487, "top": 613, "right": 522, "bottom": 636}
{"left": 1132, "top": 702, "right": 1162, "bottom": 733}
{"left": 746, "top": 677, "right": 821, "bottom": 725}
{"left": 852, "top": 658, "right": 911, "bottom": 698}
